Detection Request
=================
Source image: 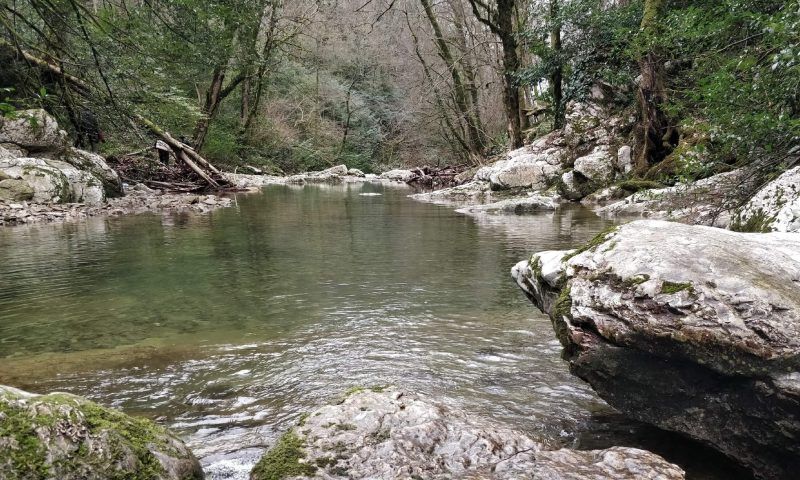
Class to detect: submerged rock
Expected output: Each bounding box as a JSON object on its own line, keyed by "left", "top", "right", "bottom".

{"left": 0, "top": 385, "right": 203, "bottom": 479}
{"left": 455, "top": 193, "right": 561, "bottom": 215}
{"left": 732, "top": 165, "right": 800, "bottom": 232}
{"left": 511, "top": 220, "right": 800, "bottom": 479}
{"left": 250, "top": 388, "right": 684, "bottom": 480}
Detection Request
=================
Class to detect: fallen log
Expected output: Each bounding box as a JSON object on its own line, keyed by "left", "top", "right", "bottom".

{"left": 4, "top": 42, "right": 227, "bottom": 189}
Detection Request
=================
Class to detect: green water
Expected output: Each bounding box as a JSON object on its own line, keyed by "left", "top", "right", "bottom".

{"left": 0, "top": 183, "right": 750, "bottom": 479}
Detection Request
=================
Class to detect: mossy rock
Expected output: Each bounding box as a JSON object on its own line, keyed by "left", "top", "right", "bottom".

{"left": 0, "top": 179, "right": 34, "bottom": 201}
{"left": 0, "top": 385, "right": 203, "bottom": 480}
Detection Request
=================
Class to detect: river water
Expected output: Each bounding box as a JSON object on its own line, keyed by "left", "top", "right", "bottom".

{"left": 0, "top": 182, "right": 749, "bottom": 479}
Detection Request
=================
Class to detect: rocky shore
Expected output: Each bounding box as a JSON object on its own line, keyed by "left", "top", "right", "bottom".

{"left": 0, "top": 109, "right": 399, "bottom": 228}
{"left": 511, "top": 220, "right": 800, "bottom": 479}
{"left": 402, "top": 84, "right": 799, "bottom": 235}
{"left": 0, "top": 383, "right": 685, "bottom": 480}
{"left": 251, "top": 387, "right": 685, "bottom": 480}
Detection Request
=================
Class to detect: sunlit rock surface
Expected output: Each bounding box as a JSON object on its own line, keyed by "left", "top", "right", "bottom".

{"left": 250, "top": 388, "right": 684, "bottom": 480}
{"left": 512, "top": 220, "right": 800, "bottom": 479}
{"left": 0, "top": 385, "right": 203, "bottom": 480}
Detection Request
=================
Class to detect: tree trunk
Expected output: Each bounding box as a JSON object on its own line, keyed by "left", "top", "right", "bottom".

{"left": 636, "top": 0, "right": 675, "bottom": 171}
{"left": 497, "top": 0, "right": 523, "bottom": 148}
{"left": 550, "top": 0, "right": 564, "bottom": 129}
{"left": 466, "top": 0, "right": 524, "bottom": 148}
{"left": 420, "top": 0, "right": 486, "bottom": 157}
{"left": 192, "top": 66, "right": 226, "bottom": 151}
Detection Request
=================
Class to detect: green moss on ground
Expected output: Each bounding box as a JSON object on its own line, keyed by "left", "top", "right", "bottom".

{"left": 250, "top": 430, "right": 317, "bottom": 480}
{"left": 660, "top": 281, "right": 693, "bottom": 294}
{"left": 616, "top": 179, "right": 664, "bottom": 193}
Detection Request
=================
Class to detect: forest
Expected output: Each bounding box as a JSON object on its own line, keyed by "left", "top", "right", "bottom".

{"left": 2, "top": 0, "right": 796, "bottom": 181}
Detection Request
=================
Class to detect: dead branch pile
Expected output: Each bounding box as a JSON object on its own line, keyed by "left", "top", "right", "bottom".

{"left": 406, "top": 165, "right": 471, "bottom": 189}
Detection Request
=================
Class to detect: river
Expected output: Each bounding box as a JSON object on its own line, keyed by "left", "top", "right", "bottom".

{"left": 0, "top": 182, "right": 749, "bottom": 479}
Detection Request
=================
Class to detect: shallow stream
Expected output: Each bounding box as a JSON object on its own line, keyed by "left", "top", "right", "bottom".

{"left": 0, "top": 183, "right": 750, "bottom": 479}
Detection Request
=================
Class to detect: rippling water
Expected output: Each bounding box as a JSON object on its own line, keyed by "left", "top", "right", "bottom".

{"left": 0, "top": 183, "right": 750, "bottom": 479}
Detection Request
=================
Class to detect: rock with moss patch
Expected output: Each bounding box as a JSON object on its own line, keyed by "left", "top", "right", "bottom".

{"left": 250, "top": 387, "right": 684, "bottom": 480}
{"left": 0, "top": 385, "right": 203, "bottom": 480}
{"left": 0, "top": 157, "right": 74, "bottom": 203}
{"left": 0, "top": 179, "right": 35, "bottom": 202}
{"left": 732, "top": 166, "right": 800, "bottom": 233}
{"left": 511, "top": 220, "right": 800, "bottom": 479}
{"left": 58, "top": 148, "right": 123, "bottom": 198}
{"left": 597, "top": 170, "right": 746, "bottom": 227}
{"left": 0, "top": 109, "right": 68, "bottom": 151}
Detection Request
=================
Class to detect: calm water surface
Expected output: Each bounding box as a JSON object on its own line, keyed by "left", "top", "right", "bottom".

{"left": 0, "top": 183, "right": 749, "bottom": 479}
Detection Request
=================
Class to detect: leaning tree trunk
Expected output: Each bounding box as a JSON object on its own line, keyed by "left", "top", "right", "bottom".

{"left": 636, "top": 0, "right": 675, "bottom": 171}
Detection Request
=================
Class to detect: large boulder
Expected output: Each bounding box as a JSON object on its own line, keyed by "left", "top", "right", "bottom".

{"left": 0, "top": 157, "right": 108, "bottom": 205}
{"left": 475, "top": 146, "right": 563, "bottom": 190}
{"left": 732, "top": 166, "right": 800, "bottom": 232}
{"left": 511, "top": 220, "right": 800, "bottom": 479}
{"left": 0, "top": 157, "right": 74, "bottom": 203}
{"left": 250, "top": 388, "right": 684, "bottom": 480}
{"left": 0, "top": 179, "right": 35, "bottom": 202}
{"left": 0, "top": 109, "right": 68, "bottom": 151}
{"left": 59, "top": 148, "right": 123, "bottom": 198}
{"left": 380, "top": 169, "right": 417, "bottom": 183}
{"left": 573, "top": 146, "right": 615, "bottom": 183}
{"left": 0, "top": 385, "right": 203, "bottom": 480}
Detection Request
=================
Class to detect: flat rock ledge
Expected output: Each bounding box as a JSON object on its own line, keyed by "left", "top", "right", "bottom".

{"left": 250, "top": 387, "right": 684, "bottom": 480}
{"left": 511, "top": 220, "right": 800, "bottom": 479}
{"left": 0, "top": 385, "right": 203, "bottom": 480}
{"left": 1, "top": 188, "right": 234, "bottom": 227}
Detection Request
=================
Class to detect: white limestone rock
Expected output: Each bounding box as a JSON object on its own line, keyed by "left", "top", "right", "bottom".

{"left": 573, "top": 146, "right": 615, "bottom": 182}
{"left": 512, "top": 220, "right": 800, "bottom": 479}
{"left": 732, "top": 165, "right": 800, "bottom": 232}
{"left": 250, "top": 388, "right": 685, "bottom": 480}
{"left": 380, "top": 169, "right": 417, "bottom": 183}
{"left": 475, "top": 146, "right": 563, "bottom": 190}
{"left": 0, "top": 109, "right": 68, "bottom": 150}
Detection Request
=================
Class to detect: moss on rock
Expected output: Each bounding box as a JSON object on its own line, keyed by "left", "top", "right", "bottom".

{"left": 250, "top": 430, "right": 317, "bottom": 480}
{"left": 0, "top": 386, "right": 202, "bottom": 480}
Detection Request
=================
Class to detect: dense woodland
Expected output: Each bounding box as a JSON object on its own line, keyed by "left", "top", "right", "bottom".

{"left": 1, "top": 0, "right": 798, "bottom": 180}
